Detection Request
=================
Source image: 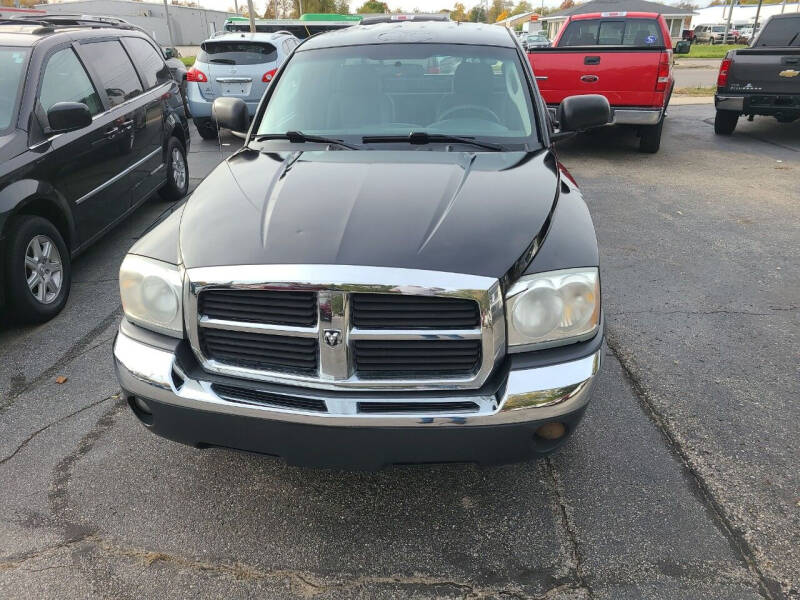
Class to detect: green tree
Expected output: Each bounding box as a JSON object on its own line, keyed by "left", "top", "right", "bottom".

{"left": 468, "top": 4, "right": 486, "bottom": 21}
{"left": 451, "top": 2, "right": 467, "bottom": 20}
{"left": 356, "top": 0, "right": 388, "bottom": 12}
{"left": 510, "top": 0, "right": 532, "bottom": 16}
{"left": 558, "top": 0, "right": 575, "bottom": 9}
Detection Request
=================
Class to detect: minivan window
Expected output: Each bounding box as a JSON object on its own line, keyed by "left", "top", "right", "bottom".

{"left": 755, "top": 17, "right": 800, "bottom": 47}
{"left": 81, "top": 41, "right": 143, "bottom": 107}
{"left": 39, "top": 48, "right": 103, "bottom": 117}
{"left": 125, "top": 37, "right": 170, "bottom": 89}
{"left": 0, "top": 47, "right": 29, "bottom": 132}
{"left": 257, "top": 44, "right": 536, "bottom": 144}
{"left": 198, "top": 41, "right": 277, "bottom": 65}
{"left": 562, "top": 19, "right": 663, "bottom": 46}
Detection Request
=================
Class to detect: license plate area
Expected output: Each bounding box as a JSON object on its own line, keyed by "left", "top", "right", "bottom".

{"left": 221, "top": 82, "right": 252, "bottom": 96}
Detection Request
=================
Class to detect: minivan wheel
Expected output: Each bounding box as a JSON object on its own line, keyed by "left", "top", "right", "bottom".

{"left": 714, "top": 110, "right": 739, "bottom": 135}
{"left": 5, "top": 215, "right": 71, "bottom": 323}
{"left": 194, "top": 118, "right": 218, "bottom": 140}
{"left": 159, "top": 137, "right": 189, "bottom": 202}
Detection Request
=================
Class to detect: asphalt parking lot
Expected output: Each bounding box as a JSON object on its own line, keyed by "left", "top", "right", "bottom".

{"left": 1, "top": 105, "right": 798, "bottom": 599}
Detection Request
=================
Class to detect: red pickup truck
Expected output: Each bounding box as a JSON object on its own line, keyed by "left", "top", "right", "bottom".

{"left": 528, "top": 12, "right": 679, "bottom": 153}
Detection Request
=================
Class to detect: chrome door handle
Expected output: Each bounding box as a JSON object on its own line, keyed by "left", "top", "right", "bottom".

{"left": 580, "top": 75, "right": 599, "bottom": 83}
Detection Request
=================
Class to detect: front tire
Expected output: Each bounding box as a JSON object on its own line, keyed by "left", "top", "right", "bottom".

{"left": 715, "top": 110, "right": 739, "bottom": 135}
{"left": 158, "top": 137, "right": 189, "bottom": 202}
{"left": 5, "top": 215, "right": 71, "bottom": 323}
{"left": 194, "top": 118, "right": 218, "bottom": 140}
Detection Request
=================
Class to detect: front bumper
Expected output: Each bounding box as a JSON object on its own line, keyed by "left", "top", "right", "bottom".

{"left": 114, "top": 325, "right": 602, "bottom": 468}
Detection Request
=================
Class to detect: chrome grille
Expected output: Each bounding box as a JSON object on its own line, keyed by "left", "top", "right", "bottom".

{"left": 185, "top": 265, "right": 505, "bottom": 391}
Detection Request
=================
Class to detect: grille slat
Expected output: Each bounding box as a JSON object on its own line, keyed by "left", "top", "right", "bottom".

{"left": 352, "top": 294, "right": 479, "bottom": 329}
{"left": 201, "top": 329, "right": 318, "bottom": 373}
{"left": 199, "top": 289, "right": 317, "bottom": 327}
{"left": 353, "top": 339, "right": 481, "bottom": 377}
{"left": 212, "top": 384, "right": 327, "bottom": 412}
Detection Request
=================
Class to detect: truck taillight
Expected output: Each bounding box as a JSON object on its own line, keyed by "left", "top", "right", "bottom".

{"left": 186, "top": 67, "right": 207, "bottom": 83}
{"left": 717, "top": 58, "right": 732, "bottom": 88}
{"left": 655, "top": 52, "right": 671, "bottom": 92}
{"left": 263, "top": 69, "right": 277, "bottom": 83}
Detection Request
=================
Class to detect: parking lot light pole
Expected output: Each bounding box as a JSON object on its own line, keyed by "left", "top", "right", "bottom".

{"left": 754, "top": 0, "right": 763, "bottom": 31}
{"left": 723, "top": 0, "right": 734, "bottom": 44}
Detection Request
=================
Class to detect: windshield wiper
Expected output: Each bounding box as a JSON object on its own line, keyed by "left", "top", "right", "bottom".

{"left": 252, "top": 131, "right": 360, "bottom": 150}
{"left": 209, "top": 58, "right": 236, "bottom": 64}
{"left": 362, "top": 131, "right": 504, "bottom": 151}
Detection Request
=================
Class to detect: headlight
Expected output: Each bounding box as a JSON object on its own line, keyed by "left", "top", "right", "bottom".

{"left": 119, "top": 254, "right": 183, "bottom": 337}
{"left": 506, "top": 268, "right": 600, "bottom": 352}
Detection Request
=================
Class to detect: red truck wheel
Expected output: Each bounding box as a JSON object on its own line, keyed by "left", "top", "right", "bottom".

{"left": 639, "top": 117, "right": 664, "bottom": 153}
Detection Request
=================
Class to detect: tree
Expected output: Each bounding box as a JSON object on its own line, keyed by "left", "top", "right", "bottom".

{"left": 451, "top": 2, "right": 467, "bottom": 20}
{"left": 558, "top": 0, "right": 574, "bottom": 9}
{"left": 356, "top": 0, "right": 388, "bottom": 12}
{"left": 467, "top": 4, "right": 486, "bottom": 21}
{"left": 510, "top": 0, "right": 532, "bottom": 16}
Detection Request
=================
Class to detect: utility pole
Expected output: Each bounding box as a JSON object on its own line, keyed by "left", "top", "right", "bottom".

{"left": 234, "top": 0, "right": 239, "bottom": 14}
{"left": 723, "top": 0, "right": 734, "bottom": 44}
{"left": 162, "top": 0, "right": 177, "bottom": 48}
{"left": 753, "top": 0, "right": 763, "bottom": 32}
{"left": 781, "top": 0, "right": 787, "bottom": 13}
{"left": 299, "top": 0, "right": 304, "bottom": 17}
{"left": 246, "top": 0, "right": 256, "bottom": 30}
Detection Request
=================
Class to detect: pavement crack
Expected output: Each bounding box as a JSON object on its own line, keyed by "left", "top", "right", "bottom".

{"left": 0, "top": 393, "right": 118, "bottom": 466}
{"left": 544, "top": 458, "right": 594, "bottom": 599}
{"left": 0, "top": 307, "right": 122, "bottom": 414}
{"left": 619, "top": 307, "right": 795, "bottom": 317}
{"left": 605, "top": 332, "right": 785, "bottom": 600}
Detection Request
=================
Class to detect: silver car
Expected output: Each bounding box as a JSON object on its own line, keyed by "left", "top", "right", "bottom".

{"left": 187, "top": 31, "right": 300, "bottom": 139}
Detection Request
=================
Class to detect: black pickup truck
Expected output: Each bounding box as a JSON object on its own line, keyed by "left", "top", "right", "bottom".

{"left": 113, "top": 18, "right": 613, "bottom": 469}
{"left": 715, "top": 13, "right": 800, "bottom": 134}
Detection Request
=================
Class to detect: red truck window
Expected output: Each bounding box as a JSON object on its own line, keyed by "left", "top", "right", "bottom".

{"left": 561, "top": 19, "right": 664, "bottom": 47}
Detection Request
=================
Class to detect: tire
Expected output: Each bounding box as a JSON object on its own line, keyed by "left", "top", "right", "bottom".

{"left": 4, "top": 215, "right": 71, "bottom": 323}
{"left": 639, "top": 115, "right": 664, "bottom": 153}
{"left": 158, "top": 137, "right": 189, "bottom": 202}
{"left": 714, "top": 110, "right": 739, "bottom": 135}
{"left": 194, "top": 117, "right": 218, "bottom": 140}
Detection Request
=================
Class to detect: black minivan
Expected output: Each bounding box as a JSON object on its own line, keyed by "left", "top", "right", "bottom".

{"left": 0, "top": 21, "right": 190, "bottom": 322}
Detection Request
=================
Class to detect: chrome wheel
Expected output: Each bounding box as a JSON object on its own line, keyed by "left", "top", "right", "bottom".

{"left": 24, "top": 235, "right": 63, "bottom": 305}
{"left": 171, "top": 147, "right": 186, "bottom": 191}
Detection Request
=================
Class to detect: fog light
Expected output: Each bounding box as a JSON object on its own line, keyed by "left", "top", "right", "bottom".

{"left": 536, "top": 422, "right": 566, "bottom": 440}
{"left": 133, "top": 397, "right": 152, "bottom": 415}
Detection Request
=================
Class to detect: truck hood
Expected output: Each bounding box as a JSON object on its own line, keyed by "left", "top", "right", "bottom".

{"left": 179, "top": 148, "right": 559, "bottom": 279}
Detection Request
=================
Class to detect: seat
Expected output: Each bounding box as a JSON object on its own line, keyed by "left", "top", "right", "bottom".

{"left": 326, "top": 65, "right": 393, "bottom": 131}
{"left": 436, "top": 61, "right": 496, "bottom": 121}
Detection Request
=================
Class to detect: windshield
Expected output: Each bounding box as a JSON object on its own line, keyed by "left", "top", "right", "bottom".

{"left": 256, "top": 43, "right": 537, "bottom": 147}
{"left": 0, "top": 47, "right": 29, "bottom": 133}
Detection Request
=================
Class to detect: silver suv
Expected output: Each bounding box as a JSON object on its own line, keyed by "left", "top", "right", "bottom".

{"left": 186, "top": 31, "right": 299, "bottom": 139}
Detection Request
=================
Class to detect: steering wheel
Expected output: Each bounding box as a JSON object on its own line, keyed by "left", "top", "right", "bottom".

{"left": 437, "top": 104, "right": 501, "bottom": 123}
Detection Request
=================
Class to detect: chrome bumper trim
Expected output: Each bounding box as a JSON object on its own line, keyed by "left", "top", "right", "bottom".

{"left": 611, "top": 109, "right": 662, "bottom": 125}
{"left": 114, "top": 330, "right": 601, "bottom": 428}
{"left": 715, "top": 96, "right": 744, "bottom": 111}
{"left": 546, "top": 106, "right": 662, "bottom": 126}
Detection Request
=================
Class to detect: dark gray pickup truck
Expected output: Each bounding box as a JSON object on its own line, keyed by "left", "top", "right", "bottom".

{"left": 715, "top": 13, "right": 800, "bottom": 134}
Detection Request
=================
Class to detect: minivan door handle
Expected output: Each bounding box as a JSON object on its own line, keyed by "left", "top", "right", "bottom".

{"left": 584, "top": 56, "right": 601, "bottom": 65}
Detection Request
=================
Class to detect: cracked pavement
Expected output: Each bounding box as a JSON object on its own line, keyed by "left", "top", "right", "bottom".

{"left": 1, "top": 106, "right": 797, "bottom": 599}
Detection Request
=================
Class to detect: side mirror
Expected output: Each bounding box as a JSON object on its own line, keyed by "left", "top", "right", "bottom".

{"left": 557, "top": 94, "right": 611, "bottom": 132}
{"left": 212, "top": 97, "right": 249, "bottom": 133}
{"left": 47, "top": 102, "right": 92, "bottom": 134}
{"left": 674, "top": 40, "right": 691, "bottom": 54}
